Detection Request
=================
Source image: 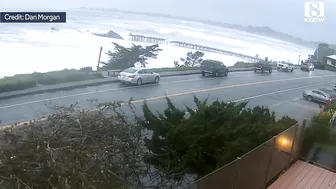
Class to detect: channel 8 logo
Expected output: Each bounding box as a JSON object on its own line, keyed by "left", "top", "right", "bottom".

{"left": 304, "top": 1, "right": 325, "bottom": 22}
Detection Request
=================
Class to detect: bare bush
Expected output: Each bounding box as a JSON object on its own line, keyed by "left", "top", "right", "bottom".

{"left": 0, "top": 101, "right": 183, "bottom": 189}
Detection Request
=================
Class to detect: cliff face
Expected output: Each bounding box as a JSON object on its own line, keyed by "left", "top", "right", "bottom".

{"left": 92, "top": 30, "right": 123, "bottom": 39}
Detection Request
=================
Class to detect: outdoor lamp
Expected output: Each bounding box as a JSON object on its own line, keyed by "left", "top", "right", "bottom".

{"left": 281, "top": 138, "right": 287, "bottom": 145}
{"left": 276, "top": 136, "right": 292, "bottom": 152}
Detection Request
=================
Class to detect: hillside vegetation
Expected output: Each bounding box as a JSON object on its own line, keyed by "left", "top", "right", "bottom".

{"left": 0, "top": 96, "right": 297, "bottom": 188}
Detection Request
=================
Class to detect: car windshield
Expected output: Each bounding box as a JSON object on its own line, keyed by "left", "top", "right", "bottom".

{"left": 123, "top": 68, "right": 138, "bottom": 73}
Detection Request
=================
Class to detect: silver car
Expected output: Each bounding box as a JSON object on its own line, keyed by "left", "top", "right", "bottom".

{"left": 277, "top": 62, "right": 294, "bottom": 72}
{"left": 303, "top": 88, "right": 336, "bottom": 103}
{"left": 118, "top": 67, "right": 160, "bottom": 85}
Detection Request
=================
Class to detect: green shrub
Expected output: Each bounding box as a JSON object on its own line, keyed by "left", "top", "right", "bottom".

{"left": 233, "top": 61, "right": 256, "bottom": 68}
{"left": 138, "top": 96, "right": 297, "bottom": 176}
{"left": 324, "top": 99, "right": 336, "bottom": 111}
{"left": 311, "top": 110, "right": 334, "bottom": 142}
{"left": 0, "top": 69, "right": 102, "bottom": 93}
{"left": 302, "top": 110, "right": 334, "bottom": 156}
{"left": 0, "top": 75, "right": 36, "bottom": 93}
{"left": 36, "top": 69, "right": 102, "bottom": 85}
{"left": 79, "top": 66, "right": 94, "bottom": 73}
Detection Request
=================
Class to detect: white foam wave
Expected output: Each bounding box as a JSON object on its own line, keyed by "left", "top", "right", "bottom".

{"left": 0, "top": 13, "right": 314, "bottom": 78}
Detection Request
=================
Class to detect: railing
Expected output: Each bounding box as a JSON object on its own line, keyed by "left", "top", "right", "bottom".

{"left": 128, "top": 33, "right": 263, "bottom": 62}
{"left": 301, "top": 116, "right": 336, "bottom": 172}
{"left": 184, "top": 120, "right": 306, "bottom": 189}
{"left": 169, "top": 41, "right": 263, "bottom": 62}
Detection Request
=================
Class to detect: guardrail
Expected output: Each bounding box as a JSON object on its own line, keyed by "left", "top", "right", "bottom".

{"left": 184, "top": 120, "right": 306, "bottom": 189}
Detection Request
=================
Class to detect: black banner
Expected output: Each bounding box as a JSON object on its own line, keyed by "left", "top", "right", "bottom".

{"left": 0, "top": 12, "right": 66, "bottom": 23}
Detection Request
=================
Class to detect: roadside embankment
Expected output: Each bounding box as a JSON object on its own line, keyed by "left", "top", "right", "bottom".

{"left": 0, "top": 65, "right": 272, "bottom": 100}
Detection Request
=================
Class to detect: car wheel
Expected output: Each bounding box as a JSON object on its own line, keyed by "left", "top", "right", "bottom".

{"left": 137, "top": 78, "right": 142, "bottom": 86}
{"left": 202, "top": 71, "right": 205, "bottom": 76}
{"left": 277, "top": 67, "right": 280, "bottom": 71}
{"left": 269, "top": 69, "right": 272, "bottom": 73}
{"left": 155, "top": 76, "right": 160, "bottom": 83}
{"left": 307, "top": 95, "right": 313, "bottom": 101}
{"left": 254, "top": 69, "right": 257, "bottom": 72}
{"left": 224, "top": 71, "right": 228, "bottom": 76}
{"left": 291, "top": 68, "right": 294, "bottom": 72}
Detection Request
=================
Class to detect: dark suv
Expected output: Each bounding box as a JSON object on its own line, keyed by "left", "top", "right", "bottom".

{"left": 200, "top": 60, "right": 229, "bottom": 77}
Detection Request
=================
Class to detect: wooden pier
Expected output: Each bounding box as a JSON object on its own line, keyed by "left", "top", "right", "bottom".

{"left": 129, "top": 34, "right": 167, "bottom": 44}
{"left": 128, "top": 34, "right": 263, "bottom": 62}
{"left": 169, "top": 41, "right": 262, "bottom": 62}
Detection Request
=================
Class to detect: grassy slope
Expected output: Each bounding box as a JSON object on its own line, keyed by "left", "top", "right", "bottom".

{"left": 0, "top": 69, "right": 102, "bottom": 93}
{"left": 0, "top": 62, "right": 261, "bottom": 93}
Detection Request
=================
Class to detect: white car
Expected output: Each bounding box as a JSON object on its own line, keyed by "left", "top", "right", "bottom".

{"left": 277, "top": 62, "right": 295, "bottom": 72}
{"left": 118, "top": 67, "right": 160, "bottom": 85}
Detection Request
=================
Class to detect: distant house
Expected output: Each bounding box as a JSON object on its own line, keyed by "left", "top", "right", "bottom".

{"left": 314, "top": 43, "right": 336, "bottom": 64}
{"left": 323, "top": 55, "right": 336, "bottom": 70}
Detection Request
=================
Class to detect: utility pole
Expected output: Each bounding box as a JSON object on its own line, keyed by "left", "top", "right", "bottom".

{"left": 298, "top": 54, "right": 301, "bottom": 65}
{"left": 96, "top": 46, "right": 103, "bottom": 73}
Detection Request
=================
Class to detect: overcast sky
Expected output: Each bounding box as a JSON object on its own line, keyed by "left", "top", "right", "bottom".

{"left": 1, "top": 0, "right": 335, "bottom": 43}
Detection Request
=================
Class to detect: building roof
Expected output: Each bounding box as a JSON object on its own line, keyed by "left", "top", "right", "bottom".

{"left": 326, "top": 55, "right": 336, "bottom": 60}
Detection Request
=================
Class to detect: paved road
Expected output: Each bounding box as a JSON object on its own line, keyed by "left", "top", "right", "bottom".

{"left": 1, "top": 69, "right": 336, "bottom": 126}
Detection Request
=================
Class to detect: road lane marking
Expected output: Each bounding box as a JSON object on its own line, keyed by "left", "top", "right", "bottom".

{"left": 1, "top": 73, "right": 330, "bottom": 110}
{"left": 132, "top": 81, "right": 333, "bottom": 105}
{"left": 232, "top": 82, "right": 333, "bottom": 102}
{"left": 268, "top": 102, "right": 283, "bottom": 107}
{"left": 0, "top": 80, "right": 334, "bottom": 128}
{"left": 291, "top": 97, "right": 302, "bottom": 102}
{"left": 0, "top": 72, "right": 285, "bottom": 107}
{"left": 130, "top": 76, "right": 335, "bottom": 103}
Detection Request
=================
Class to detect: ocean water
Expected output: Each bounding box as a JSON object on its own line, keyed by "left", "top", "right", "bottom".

{"left": 0, "top": 8, "right": 315, "bottom": 78}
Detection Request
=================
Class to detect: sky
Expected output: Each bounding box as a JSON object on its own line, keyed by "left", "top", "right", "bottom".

{"left": 1, "top": 0, "right": 335, "bottom": 43}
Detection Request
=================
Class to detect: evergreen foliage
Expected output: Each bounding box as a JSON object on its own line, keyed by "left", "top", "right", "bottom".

{"left": 0, "top": 96, "right": 299, "bottom": 187}
{"left": 174, "top": 51, "right": 204, "bottom": 67}
{"left": 138, "top": 96, "right": 297, "bottom": 177}
{"left": 301, "top": 108, "right": 336, "bottom": 156}
{"left": 102, "top": 43, "right": 162, "bottom": 70}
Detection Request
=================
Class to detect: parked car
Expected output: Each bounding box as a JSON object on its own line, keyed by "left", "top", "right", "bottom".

{"left": 118, "top": 67, "right": 160, "bottom": 85}
{"left": 200, "top": 59, "right": 229, "bottom": 77}
{"left": 277, "top": 62, "right": 294, "bottom": 72}
{"left": 253, "top": 62, "right": 272, "bottom": 73}
{"left": 303, "top": 88, "right": 336, "bottom": 103}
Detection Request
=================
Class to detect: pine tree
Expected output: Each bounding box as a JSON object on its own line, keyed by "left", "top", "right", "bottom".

{"left": 178, "top": 51, "right": 204, "bottom": 67}
{"left": 102, "top": 43, "right": 162, "bottom": 70}
{"left": 138, "top": 96, "right": 297, "bottom": 177}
